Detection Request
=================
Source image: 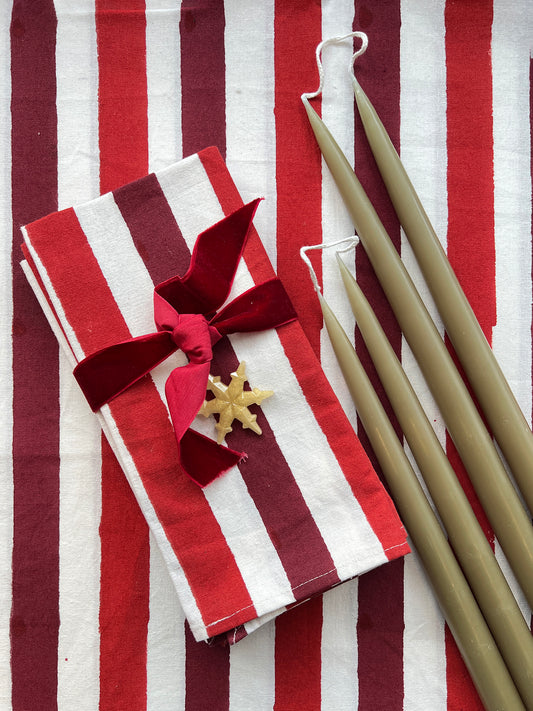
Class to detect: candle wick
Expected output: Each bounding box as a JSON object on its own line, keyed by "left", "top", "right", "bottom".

{"left": 349, "top": 41, "right": 367, "bottom": 92}
{"left": 300, "top": 237, "right": 359, "bottom": 294}
{"left": 301, "top": 31, "right": 368, "bottom": 103}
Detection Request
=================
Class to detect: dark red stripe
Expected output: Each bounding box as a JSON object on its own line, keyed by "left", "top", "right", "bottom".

{"left": 180, "top": 0, "right": 226, "bottom": 159}
{"left": 445, "top": 0, "right": 495, "bottom": 342}
{"left": 352, "top": 3, "right": 406, "bottom": 709}
{"left": 113, "top": 173, "right": 189, "bottom": 285}
{"left": 95, "top": 4, "right": 150, "bottom": 707}
{"left": 274, "top": 597, "right": 323, "bottom": 711}
{"left": 444, "top": 5, "right": 495, "bottom": 708}
{"left": 96, "top": 0, "right": 149, "bottom": 194}
{"left": 274, "top": 0, "right": 323, "bottom": 355}
{"left": 184, "top": 621, "right": 230, "bottom": 711}
{"left": 10, "top": 2, "right": 60, "bottom": 708}
{"left": 357, "top": 559, "right": 405, "bottom": 709}
{"left": 113, "top": 166, "right": 341, "bottom": 599}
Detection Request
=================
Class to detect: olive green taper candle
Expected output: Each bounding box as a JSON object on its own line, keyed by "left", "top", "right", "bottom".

{"left": 318, "top": 292, "right": 525, "bottom": 711}
{"left": 301, "top": 95, "right": 533, "bottom": 610}
{"left": 337, "top": 255, "right": 533, "bottom": 707}
{"left": 351, "top": 74, "right": 533, "bottom": 517}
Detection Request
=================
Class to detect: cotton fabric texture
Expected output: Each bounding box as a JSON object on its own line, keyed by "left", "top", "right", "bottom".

{"left": 4, "top": 1, "right": 532, "bottom": 709}
{"left": 21, "top": 146, "right": 409, "bottom": 644}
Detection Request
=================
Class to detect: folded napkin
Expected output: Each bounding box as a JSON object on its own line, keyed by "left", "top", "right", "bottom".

{"left": 21, "top": 146, "right": 408, "bottom": 644}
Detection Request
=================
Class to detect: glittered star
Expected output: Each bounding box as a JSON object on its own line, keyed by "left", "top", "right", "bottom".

{"left": 198, "top": 361, "right": 273, "bottom": 444}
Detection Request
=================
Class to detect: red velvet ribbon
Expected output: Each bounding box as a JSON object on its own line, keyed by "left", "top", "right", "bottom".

{"left": 73, "top": 199, "right": 297, "bottom": 487}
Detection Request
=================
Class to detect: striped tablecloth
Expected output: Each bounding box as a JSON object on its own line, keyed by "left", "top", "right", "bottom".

{"left": 2, "top": 1, "right": 532, "bottom": 709}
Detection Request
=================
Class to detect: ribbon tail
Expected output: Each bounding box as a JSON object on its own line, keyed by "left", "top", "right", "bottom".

{"left": 180, "top": 430, "right": 245, "bottom": 487}
{"left": 165, "top": 362, "right": 245, "bottom": 487}
{"left": 156, "top": 199, "right": 262, "bottom": 315}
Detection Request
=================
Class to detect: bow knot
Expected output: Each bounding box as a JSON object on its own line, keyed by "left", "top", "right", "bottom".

{"left": 167, "top": 313, "right": 216, "bottom": 365}
{"left": 73, "top": 200, "right": 297, "bottom": 487}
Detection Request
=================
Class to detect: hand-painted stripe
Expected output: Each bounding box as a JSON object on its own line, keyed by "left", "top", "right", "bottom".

{"left": 352, "top": 3, "right": 406, "bottom": 709}
{"left": 273, "top": 597, "right": 323, "bottom": 711}
{"left": 444, "top": 4, "right": 497, "bottom": 707}
{"left": 184, "top": 622, "right": 230, "bottom": 711}
{"left": 96, "top": 0, "right": 149, "bottom": 194}
{"left": 113, "top": 173, "right": 189, "bottom": 285}
{"left": 10, "top": 2, "right": 60, "bottom": 709}
{"left": 99, "top": 436, "right": 150, "bottom": 710}
{"left": 95, "top": 2, "right": 151, "bottom": 706}
{"left": 180, "top": 0, "right": 226, "bottom": 158}
{"left": 0, "top": 4, "right": 13, "bottom": 706}
{"left": 274, "top": 0, "right": 324, "bottom": 354}
{"left": 445, "top": 0, "right": 496, "bottom": 342}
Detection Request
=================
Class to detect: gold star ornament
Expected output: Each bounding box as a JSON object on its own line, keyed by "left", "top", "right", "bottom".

{"left": 198, "top": 361, "right": 273, "bottom": 444}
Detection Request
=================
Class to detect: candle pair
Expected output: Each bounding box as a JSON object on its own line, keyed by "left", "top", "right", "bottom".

{"left": 315, "top": 258, "right": 527, "bottom": 711}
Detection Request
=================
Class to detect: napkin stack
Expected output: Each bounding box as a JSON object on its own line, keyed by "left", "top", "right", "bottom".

{"left": 21, "top": 146, "right": 408, "bottom": 644}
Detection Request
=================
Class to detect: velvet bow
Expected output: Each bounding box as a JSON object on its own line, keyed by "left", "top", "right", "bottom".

{"left": 73, "top": 199, "right": 297, "bottom": 486}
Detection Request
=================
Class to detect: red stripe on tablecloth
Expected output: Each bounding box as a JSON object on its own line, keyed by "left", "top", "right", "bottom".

{"left": 180, "top": 0, "right": 226, "bottom": 159}
{"left": 274, "top": 596, "right": 323, "bottom": 711}
{"left": 113, "top": 170, "right": 342, "bottom": 600}
{"left": 95, "top": 6, "right": 151, "bottom": 706}
{"left": 25, "top": 207, "right": 257, "bottom": 637}
{"left": 444, "top": 5, "right": 495, "bottom": 708}
{"left": 10, "top": 2, "right": 60, "bottom": 708}
{"left": 352, "top": 3, "right": 406, "bottom": 709}
{"left": 96, "top": 0, "right": 149, "bottom": 194}
{"left": 445, "top": 0, "right": 495, "bottom": 343}
{"left": 184, "top": 621, "right": 230, "bottom": 711}
{"left": 99, "top": 436, "right": 150, "bottom": 710}
{"left": 274, "top": 0, "right": 323, "bottom": 355}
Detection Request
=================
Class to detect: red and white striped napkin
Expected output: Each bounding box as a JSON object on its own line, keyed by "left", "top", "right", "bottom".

{"left": 21, "top": 146, "right": 408, "bottom": 644}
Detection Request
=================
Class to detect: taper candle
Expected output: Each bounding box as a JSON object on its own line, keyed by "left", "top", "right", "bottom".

{"left": 351, "top": 70, "right": 533, "bottom": 516}
{"left": 318, "top": 292, "right": 525, "bottom": 711}
{"left": 337, "top": 254, "right": 533, "bottom": 706}
{"left": 301, "top": 94, "right": 533, "bottom": 610}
